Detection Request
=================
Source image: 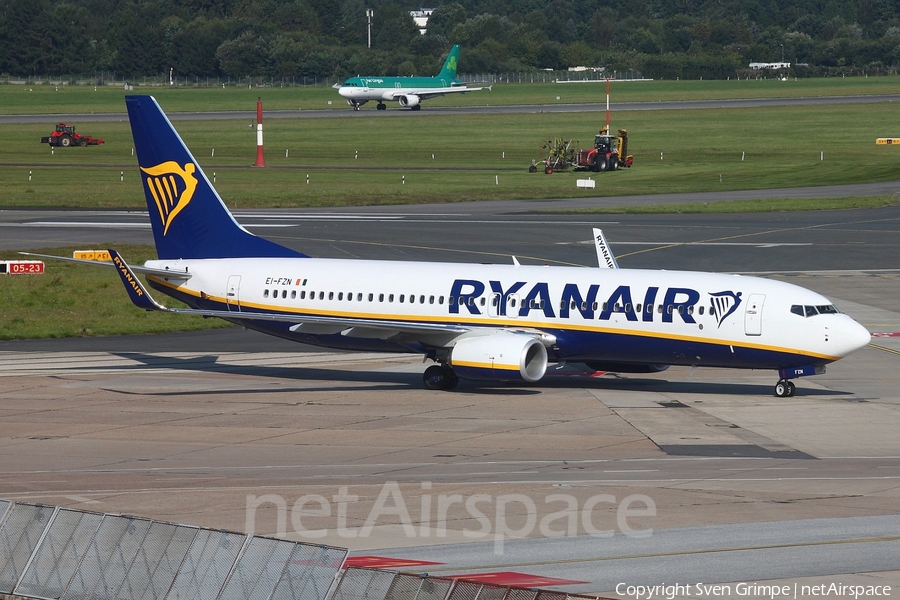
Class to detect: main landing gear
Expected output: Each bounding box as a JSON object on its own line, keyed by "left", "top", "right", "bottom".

{"left": 423, "top": 364, "right": 459, "bottom": 391}
{"left": 376, "top": 102, "right": 387, "bottom": 110}
{"left": 775, "top": 379, "right": 796, "bottom": 397}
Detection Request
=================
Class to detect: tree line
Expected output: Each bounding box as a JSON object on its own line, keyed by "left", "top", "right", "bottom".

{"left": 2, "top": 0, "right": 900, "bottom": 81}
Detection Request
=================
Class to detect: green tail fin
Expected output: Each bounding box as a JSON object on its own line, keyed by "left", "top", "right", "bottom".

{"left": 437, "top": 45, "right": 460, "bottom": 80}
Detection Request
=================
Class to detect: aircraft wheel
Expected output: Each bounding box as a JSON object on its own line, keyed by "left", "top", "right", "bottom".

{"left": 441, "top": 366, "right": 459, "bottom": 390}
{"left": 786, "top": 381, "right": 796, "bottom": 397}
{"left": 377, "top": 103, "right": 386, "bottom": 111}
{"left": 424, "top": 365, "right": 445, "bottom": 390}
{"left": 411, "top": 105, "right": 422, "bottom": 111}
{"left": 775, "top": 380, "right": 789, "bottom": 397}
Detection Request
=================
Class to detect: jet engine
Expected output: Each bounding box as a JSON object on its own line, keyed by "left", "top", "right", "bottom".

{"left": 399, "top": 94, "right": 421, "bottom": 107}
{"left": 450, "top": 332, "right": 548, "bottom": 382}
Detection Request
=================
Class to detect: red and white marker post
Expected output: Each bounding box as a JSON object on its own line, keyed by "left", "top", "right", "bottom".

{"left": 254, "top": 97, "right": 265, "bottom": 167}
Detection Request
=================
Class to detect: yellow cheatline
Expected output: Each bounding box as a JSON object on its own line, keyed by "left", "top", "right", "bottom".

{"left": 73, "top": 250, "right": 112, "bottom": 262}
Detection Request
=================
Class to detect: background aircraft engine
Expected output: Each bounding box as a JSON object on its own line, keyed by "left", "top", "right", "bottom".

{"left": 399, "top": 94, "right": 421, "bottom": 107}
{"left": 450, "top": 332, "right": 548, "bottom": 382}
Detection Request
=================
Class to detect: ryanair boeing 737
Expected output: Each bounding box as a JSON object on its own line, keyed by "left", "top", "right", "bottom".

{"left": 335, "top": 45, "right": 489, "bottom": 110}
{"left": 28, "top": 96, "right": 871, "bottom": 396}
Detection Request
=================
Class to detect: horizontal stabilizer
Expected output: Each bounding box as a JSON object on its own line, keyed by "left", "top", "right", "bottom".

{"left": 19, "top": 252, "right": 192, "bottom": 280}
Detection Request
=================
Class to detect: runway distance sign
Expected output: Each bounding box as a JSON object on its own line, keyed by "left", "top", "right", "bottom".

{"left": 0, "top": 260, "right": 45, "bottom": 275}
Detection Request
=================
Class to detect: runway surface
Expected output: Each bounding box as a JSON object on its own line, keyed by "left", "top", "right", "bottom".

{"left": 2, "top": 93, "right": 899, "bottom": 124}
{"left": 1, "top": 201, "right": 899, "bottom": 595}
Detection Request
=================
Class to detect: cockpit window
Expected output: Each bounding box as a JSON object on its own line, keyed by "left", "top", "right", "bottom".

{"left": 791, "top": 304, "right": 839, "bottom": 317}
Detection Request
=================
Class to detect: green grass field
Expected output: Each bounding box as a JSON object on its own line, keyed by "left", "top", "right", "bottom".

{"left": 0, "top": 246, "right": 233, "bottom": 341}
{"left": 4, "top": 98, "right": 900, "bottom": 209}
{"left": 2, "top": 78, "right": 898, "bottom": 340}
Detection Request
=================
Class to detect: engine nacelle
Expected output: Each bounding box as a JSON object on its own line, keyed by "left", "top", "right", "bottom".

{"left": 450, "top": 332, "right": 548, "bottom": 382}
{"left": 399, "top": 94, "right": 421, "bottom": 107}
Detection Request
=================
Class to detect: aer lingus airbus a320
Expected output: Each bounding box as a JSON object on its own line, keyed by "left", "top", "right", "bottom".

{"left": 28, "top": 96, "right": 871, "bottom": 396}
{"left": 335, "top": 44, "right": 489, "bottom": 111}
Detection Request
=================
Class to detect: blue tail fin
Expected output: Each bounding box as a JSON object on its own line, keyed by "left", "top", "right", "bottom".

{"left": 126, "top": 95, "right": 306, "bottom": 260}
{"left": 437, "top": 45, "right": 460, "bottom": 80}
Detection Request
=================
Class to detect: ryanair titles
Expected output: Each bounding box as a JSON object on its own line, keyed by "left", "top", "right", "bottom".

{"left": 449, "top": 279, "right": 722, "bottom": 325}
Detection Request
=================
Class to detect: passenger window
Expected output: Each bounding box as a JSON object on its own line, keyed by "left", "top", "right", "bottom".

{"left": 659, "top": 305, "right": 664, "bottom": 313}
{"left": 626, "top": 303, "right": 633, "bottom": 312}
{"left": 603, "top": 302, "right": 608, "bottom": 311}
{"left": 399, "top": 294, "right": 405, "bottom": 303}
{"left": 338, "top": 292, "right": 344, "bottom": 301}
{"left": 409, "top": 295, "right": 415, "bottom": 304}
{"left": 291, "top": 291, "right": 296, "bottom": 299}
{"left": 379, "top": 293, "right": 384, "bottom": 302}
{"left": 636, "top": 303, "right": 642, "bottom": 313}
{"left": 328, "top": 292, "right": 334, "bottom": 300}
{"left": 667, "top": 306, "right": 673, "bottom": 314}
{"left": 368, "top": 293, "right": 374, "bottom": 301}
{"left": 449, "top": 296, "right": 455, "bottom": 305}
{"left": 319, "top": 292, "right": 324, "bottom": 300}
{"left": 389, "top": 294, "right": 394, "bottom": 302}
{"left": 439, "top": 296, "right": 444, "bottom": 304}
{"left": 480, "top": 297, "right": 486, "bottom": 306}
{"left": 301, "top": 291, "right": 306, "bottom": 300}
{"left": 510, "top": 298, "right": 517, "bottom": 307}
{"left": 420, "top": 295, "right": 425, "bottom": 304}
{"left": 429, "top": 295, "right": 434, "bottom": 304}
{"left": 698, "top": 306, "right": 704, "bottom": 315}
{"left": 357, "top": 293, "right": 363, "bottom": 301}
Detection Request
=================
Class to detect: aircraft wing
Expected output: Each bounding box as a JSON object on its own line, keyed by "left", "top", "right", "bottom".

{"left": 389, "top": 85, "right": 490, "bottom": 101}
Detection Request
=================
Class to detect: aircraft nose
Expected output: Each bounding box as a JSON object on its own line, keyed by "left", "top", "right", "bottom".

{"left": 834, "top": 316, "right": 871, "bottom": 357}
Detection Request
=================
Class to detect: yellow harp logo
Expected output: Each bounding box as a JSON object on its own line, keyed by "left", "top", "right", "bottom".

{"left": 140, "top": 161, "right": 198, "bottom": 235}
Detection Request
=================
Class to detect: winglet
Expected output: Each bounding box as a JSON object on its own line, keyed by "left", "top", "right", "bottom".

{"left": 593, "top": 228, "right": 619, "bottom": 269}
{"left": 108, "top": 249, "right": 171, "bottom": 311}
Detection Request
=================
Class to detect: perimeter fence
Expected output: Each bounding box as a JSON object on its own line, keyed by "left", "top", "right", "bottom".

{"left": 332, "top": 564, "right": 612, "bottom": 600}
{"left": 0, "top": 499, "right": 347, "bottom": 600}
{"left": 0, "top": 499, "right": 612, "bottom": 600}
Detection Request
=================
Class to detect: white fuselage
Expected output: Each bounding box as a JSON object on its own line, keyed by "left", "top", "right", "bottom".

{"left": 144, "top": 257, "right": 871, "bottom": 369}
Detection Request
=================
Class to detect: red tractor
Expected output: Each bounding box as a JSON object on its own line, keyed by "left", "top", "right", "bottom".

{"left": 576, "top": 128, "right": 633, "bottom": 172}
{"left": 531, "top": 128, "right": 633, "bottom": 174}
{"left": 40, "top": 123, "right": 105, "bottom": 147}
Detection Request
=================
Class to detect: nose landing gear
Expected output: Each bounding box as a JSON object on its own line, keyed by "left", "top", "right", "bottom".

{"left": 775, "top": 379, "right": 796, "bottom": 397}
